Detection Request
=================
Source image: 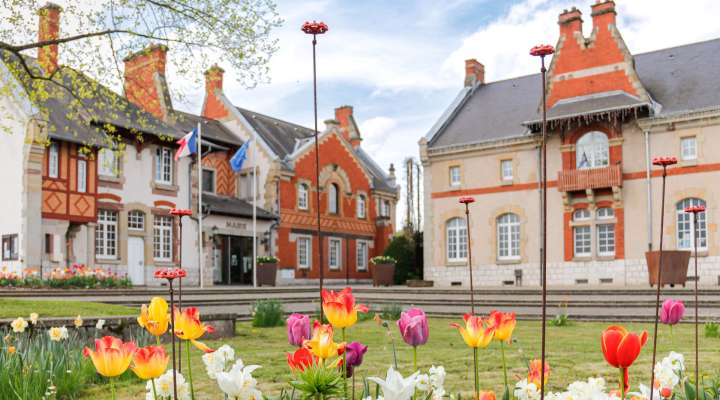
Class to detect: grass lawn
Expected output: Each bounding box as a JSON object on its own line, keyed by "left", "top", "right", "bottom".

{"left": 79, "top": 318, "right": 720, "bottom": 399}
{"left": 0, "top": 298, "right": 136, "bottom": 319}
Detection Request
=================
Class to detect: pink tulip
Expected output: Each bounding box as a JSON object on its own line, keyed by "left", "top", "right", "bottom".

{"left": 397, "top": 308, "right": 429, "bottom": 347}
{"left": 660, "top": 299, "right": 685, "bottom": 325}
{"left": 287, "top": 313, "right": 311, "bottom": 347}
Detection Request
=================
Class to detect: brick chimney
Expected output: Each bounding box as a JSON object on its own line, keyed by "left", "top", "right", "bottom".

{"left": 464, "top": 59, "right": 484, "bottom": 87}
{"left": 335, "top": 105, "right": 362, "bottom": 148}
{"left": 37, "top": 3, "right": 62, "bottom": 74}
{"left": 123, "top": 44, "right": 171, "bottom": 120}
{"left": 558, "top": 6, "right": 583, "bottom": 38}
{"left": 202, "top": 64, "right": 229, "bottom": 119}
{"left": 591, "top": 0, "right": 616, "bottom": 30}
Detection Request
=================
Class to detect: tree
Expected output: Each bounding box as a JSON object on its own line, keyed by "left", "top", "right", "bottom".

{"left": 0, "top": 0, "right": 282, "bottom": 142}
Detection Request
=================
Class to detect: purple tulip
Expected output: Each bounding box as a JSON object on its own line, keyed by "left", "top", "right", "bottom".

{"left": 397, "top": 307, "right": 429, "bottom": 347}
{"left": 660, "top": 299, "right": 685, "bottom": 325}
{"left": 344, "top": 341, "right": 368, "bottom": 377}
{"left": 287, "top": 313, "right": 311, "bottom": 347}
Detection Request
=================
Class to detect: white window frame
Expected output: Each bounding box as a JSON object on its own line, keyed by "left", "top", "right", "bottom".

{"left": 202, "top": 168, "right": 216, "bottom": 193}
{"left": 676, "top": 198, "right": 707, "bottom": 251}
{"left": 573, "top": 225, "right": 592, "bottom": 257}
{"left": 449, "top": 166, "right": 461, "bottom": 187}
{"left": 497, "top": 213, "right": 520, "bottom": 260}
{"left": 98, "top": 148, "right": 119, "bottom": 178}
{"left": 96, "top": 210, "right": 118, "bottom": 259}
{"left": 597, "top": 223, "right": 616, "bottom": 257}
{"left": 328, "top": 184, "right": 339, "bottom": 214}
{"left": 681, "top": 136, "right": 697, "bottom": 161}
{"left": 356, "top": 240, "right": 369, "bottom": 271}
{"left": 357, "top": 195, "right": 366, "bottom": 218}
{"left": 446, "top": 217, "right": 467, "bottom": 262}
{"left": 77, "top": 159, "right": 87, "bottom": 193}
{"left": 128, "top": 210, "right": 145, "bottom": 231}
{"left": 155, "top": 147, "right": 173, "bottom": 185}
{"left": 596, "top": 207, "right": 614, "bottom": 219}
{"left": 576, "top": 131, "right": 609, "bottom": 170}
{"left": 298, "top": 184, "right": 309, "bottom": 210}
{"left": 297, "top": 235, "right": 311, "bottom": 269}
{"left": 328, "top": 238, "right": 342, "bottom": 270}
{"left": 48, "top": 143, "right": 59, "bottom": 178}
{"left": 501, "top": 160, "right": 513, "bottom": 181}
{"left": 2, "top": 234, "right": 18, "bottom": 261}
{"left": 153, "top": 215, "right": 173, "bottom": 262}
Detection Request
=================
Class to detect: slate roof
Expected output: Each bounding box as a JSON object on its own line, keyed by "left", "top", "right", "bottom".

{"left": 171, "top": 110, "right": 240, "bottom": 147}
{"left": 236, "top": 107, "right": 314, "bottom": 158}
{"left": 428, "top": 38, "right": 720, "bottom": 149}
{"left": 0, "top": 50, "right": 181, "bottom": 146}
{"left": 203, "top": 193, "right": 275, "bottom": 220}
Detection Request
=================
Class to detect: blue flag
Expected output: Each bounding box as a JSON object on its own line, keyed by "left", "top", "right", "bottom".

{"left": 230, "top": 139, "right": 251, "bottom": 172}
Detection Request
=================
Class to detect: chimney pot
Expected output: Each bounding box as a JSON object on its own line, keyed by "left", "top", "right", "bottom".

{"left": 37, "top": 2, "right": 62, "bottom": 74}
{"left": 591, "top": 0, "right": 616, "bottom": 27}
{"left": 334, "top": 105, "right": 362, "bottom": 148}
{"left": 558, "top": 6, "right": 583, "bottom": 36}
{"left": 464, "top": 59, "right": 485, "bottom": 87}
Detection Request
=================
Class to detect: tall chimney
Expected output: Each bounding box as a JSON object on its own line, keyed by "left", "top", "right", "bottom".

{"left": 558, "top": 7, "right": 583, "bottom": 38}
{"left": 334, "top": 105, "right": 362, "bottom": 148}
{"left": 591, "top": 0, "right": 616, "bottom": 30}
{"left": 202, "top": 64, "right": 228, "bottom": 119}
{"left": 37, "top": 3, "right": 62, "bottom": 74}
{"left": 464, "top": 59, "right": 485, "bottom": 87}
{"left": 123, "top": 44, "right": 170, "bottom": 120}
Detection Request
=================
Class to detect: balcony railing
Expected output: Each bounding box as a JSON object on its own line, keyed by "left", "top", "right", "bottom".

{"left": 557, "top": 164, "right": 622, "bottom": 192}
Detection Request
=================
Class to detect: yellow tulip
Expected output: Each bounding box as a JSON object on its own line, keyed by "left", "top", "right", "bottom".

{"left": 173, "top": 307, "right": 215, "bottom": 353}
{"left": 83, "top": 336, "right": 137, "bottom": 377}
{"left": 137, "top": 297, "right": 169, "bottom": 337}
{"left": 451, "top": 314, "right": 495, "bottom": 348}
{"left": 131, "top": 345, "right": 169, "bottom": 380}
{"left": 303, "top": 321, "right": 345, "bottom": 360}
{"left": 488, "top": 311, "right": 516, "bottom": 342}
{"left": 321, "top": 288, "right": 369, "bottom": 329}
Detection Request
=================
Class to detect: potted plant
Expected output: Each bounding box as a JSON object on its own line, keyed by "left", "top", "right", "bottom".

{"left": 370, "top": 256, "right": 397, "bottom": 287}
{"left": 644, "top": 250, "right": 691, "bottom": 287}
{"left": 256, "top": 256, "right": 279, "bottom": 287}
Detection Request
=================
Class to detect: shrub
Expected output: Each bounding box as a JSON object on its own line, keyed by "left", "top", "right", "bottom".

{"left": 382, "top": 233, "right": 421, "bottom": 284}
{"left": 380, "top": 304, "right": 402, "bottom": 321}
{"left": 252, "top": 299, "right": 285, "bottom": 327}
{"left": 549, "top": 303, "right": 571, "bottom": 327}
{"left": 370, "top": 256, "right": 397, "bottom": 265}
{"left": 705, "top": 321, "right": 719, "bottom": 338}
{"left": 257, "top": 256, "right": 279, "bottom": 264}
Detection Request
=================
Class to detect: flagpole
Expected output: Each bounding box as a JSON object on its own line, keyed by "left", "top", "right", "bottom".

{"left": 252, "top": 134, "right": 257, "bottom": 288}
{"left": 198, "top": 122, "right": 205, "bottom": 288}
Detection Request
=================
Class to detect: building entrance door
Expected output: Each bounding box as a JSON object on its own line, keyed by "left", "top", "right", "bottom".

{"left": 128, "top": 237, "right": 145, "bottom": 285}
{"left": 220, "top": 235, "right": 254, "bottom": 285}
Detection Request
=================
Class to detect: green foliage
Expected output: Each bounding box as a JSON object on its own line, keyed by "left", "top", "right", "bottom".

{"left": 370, "top": 256, "right": 397, "bottom": 265}
{"left": 549, "top": 303, "right": 571, "bottom": 327}
{"left": 705, "top": 321, "right": 719, "bottom": 338}
{"left": 382, "top": 234, "right": 419, "bottom": 284}
{"left": 380, "top": 304, "right": 403, "bottom": 321}
{"left": 252, "top": 299, "right": 285, "bottom": 327}
{"left": 257, "top": 256, "right": 279, "bottom": 264}
{"left": 289, "top": 363, "right": 344, "bottom": 400}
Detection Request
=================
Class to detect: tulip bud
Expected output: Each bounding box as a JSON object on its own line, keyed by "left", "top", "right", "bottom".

{"left": 286, "top": 313, "right": 311, "bottom": 347}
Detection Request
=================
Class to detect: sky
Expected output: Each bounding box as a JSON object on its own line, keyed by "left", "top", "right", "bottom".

{"left": 174, "top": 0, "right": 720, "bottom": 226}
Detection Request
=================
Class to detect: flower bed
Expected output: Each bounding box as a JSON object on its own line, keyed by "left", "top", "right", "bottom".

{"left": 0, "top": 264, "right": 131, "bottom": 289}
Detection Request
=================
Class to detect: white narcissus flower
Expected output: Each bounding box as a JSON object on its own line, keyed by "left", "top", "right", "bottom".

{"left": 514, "top": 379, "right": 541, "bottom": 400}
{"left": 664, "top": 351, "right": 685, "bottom": 373}
{"left": 202, "top": 344, "right": 235, "bottom": 379}
{"left": 11, "top": 317, "right": 28, "bottom": 333}
{"left": 416, "top": 374, "right": 430, "bottom": 392}
{"left": 74, "top": 315, "right": 83, "bottom": 328}
{"left": 149, "top": 370, "right": 190, "bottom": 400}
{"left": 95, "top": 319, "right": 106, "bottom": 330}
{"left": 216, "top": 359, "right": 262, "bottom": 400}
{"left": 29, "top": 313, "right": 39, "bottom": 325}
{"left": 48, "top": 326, "right": 68, "bottom": 342}
{"left": 368, "top": 367, "right": 419, "bottom": 400}
{"left": 428, "top": 365, "right": 446, "bottom": 390}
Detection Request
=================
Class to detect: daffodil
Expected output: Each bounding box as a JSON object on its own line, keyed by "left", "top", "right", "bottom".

{"left": 11, "top": 317, "right": 28, "bottom": 333}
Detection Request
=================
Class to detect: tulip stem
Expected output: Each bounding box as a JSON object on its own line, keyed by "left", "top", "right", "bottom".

{"left": 186, "top": 340, "right": 195, "bottom": 400}
{"left": 342, "top": 328, "right": 348, "bottom": 400}
{"left": 669, "top": 325, "right": 673, "bottom": 349}
{"left": 109, "top": 378, "right": 116, "bottom": 400}
{"left": 156, "top": 335, "right": 161, "bottom": 346}
{"left": 501, "top": 341, "right": 509, "bottom": 392}
{"left": 473, "top": 347, "right": 479, "bottom": 400}
{"left": 152, "top": 379, "right": 158, "bottom": 400}
{"left": 619, "top": 368, "right": 625, "bottom": 400}
{"left": 413, "top": 346, "right": 418, "bottom": 372}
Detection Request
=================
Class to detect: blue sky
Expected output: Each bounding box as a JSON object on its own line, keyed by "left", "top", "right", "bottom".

{"left": 176, "top": 0, "right": 720, "bottom": 222}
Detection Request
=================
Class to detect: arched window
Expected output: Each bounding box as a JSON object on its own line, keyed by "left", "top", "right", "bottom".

{"left": 356, "top": 195, "right": 366, "bottom": 218}
{"left": 328, "top": 183, "right": 339, "bottom": 214}
{"left": 497, "top": 213, "right": 520, "bottom": 259}
{"left": 576, "top": 131, "right": 609, "bottom": 169}
{"left": 446, "top": 217, "right": 467, "bottom": 262}
{"left": 676, "top": 198, "right": 707, "bottom": 250}
{"left": 298, "top": 184, "right": 309, "bottom": 210}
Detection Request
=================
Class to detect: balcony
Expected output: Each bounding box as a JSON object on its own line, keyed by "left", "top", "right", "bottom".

{"left": 557, "top": 164, "right": 622, "bottom": 192}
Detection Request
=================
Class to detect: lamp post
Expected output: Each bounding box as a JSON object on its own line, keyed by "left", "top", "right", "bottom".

{"left": 170, "top": 207, "right": 192, "bottom": 373}
{"left": 458, "top": 196, "right": 476, "bottom": 314}
{"left": 684, "top": 203, "right": 705, "bottom": 400}
{"left": 530, "top": 43, "right": 554, "bottom": 400}
{"left": 301, "top": 20, "right": 329, "bottom": 321}
{"left": 648, "top": 156, "right": 677, "bottom": 400}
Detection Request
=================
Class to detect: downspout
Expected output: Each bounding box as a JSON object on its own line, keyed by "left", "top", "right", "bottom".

{"left": 645, "top": 129, "right": 653, "bottom": 252}
{"left": 537, "top": 143, "right": 543, "bottom": 287}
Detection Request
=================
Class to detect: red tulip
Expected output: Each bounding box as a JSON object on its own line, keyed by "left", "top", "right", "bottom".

{"left": 601, "top": 325, "right": 648, "bottom": 392}
{"left": 287, "top": 347, "right": 317, "bottom": 372}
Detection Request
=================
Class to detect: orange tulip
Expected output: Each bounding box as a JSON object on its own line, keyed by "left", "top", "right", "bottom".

{"left": 488, "top": 311, "right": 516, "bottom": 342}
{"left": 601, "top": 325, "right": 648, "bottom": 392}
{"left": 131, "top": 345, "right": 169, "bottom": 380}
{"left": 303, "top": 320, "right": 345, "bottom": 360}
{"left": 528, "top": 359, "right": 551, "bottom": 387}
{"left": 478, "top": 391, "right": 496, "bottom": 400}
{"left": 173, "top": 307, "right": 216, "bottom": 353}
{"left": 83, "top": 336, "right": 137, "bottom": 377}
{"left": 321, "top": 287, "right": 369, "bottom": 329}
{"left": 287, "top": 347, "right": 318, "bottom": 372}
{"left": 137, "top": 297, "right": 169, "bottom": 337}
{"left": 451, "top": 314, "right": 495, "bottom": 348}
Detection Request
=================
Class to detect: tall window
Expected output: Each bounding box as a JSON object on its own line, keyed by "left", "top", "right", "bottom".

{"left": 238, "top": 171, "right": 256, "bottom": 201}
{"left": 328, "top": 184, "right": 339, "bottom": 214}
{"left": 356, "top": 241, "right": 368, "bottom": 271}
{"left": 576, "top": 131, "right": 609, "bottom": 169}
{"left": 681, "top": 137, "right": 697, "bottom": 161}
{"left": 297, "top": 236, "right": 311, "bottom": 269}
{"left": 329, "top": 238, "right": 342, "bottom": 270}
{"left": 202, "top": 169, "right": 215, "bottom": 193}
{"left": 676, "top": 198, "right": 707, "bottom": 250}
{"left": 48, "top": 143, "right": 59, "bottom": 178}
{"left": 382, "top": 200, "right": 391, "bottom": 217}
{"left": 77, "top": 159, "right": 87, "bottom": 193}
{"left": 153, "top": 215, "right": 173, "bottom": 261}
{"left": 96, "top": 210, "right": 118, "bottom": 259}
{"left": 128, "top": 210, "right": 145, "bottom": 231}
{"left": 155, "top": 147, "right": 173, "bottom": 184}
{"left": 98, "top": 148, "right": 119, "bottom": 178}
{"left": 298, "top": 184, "right": 309, "bottom": 210}
{"left": 573, "top": 209, "right": 592, "bottom": 257}
{"left": 2, "top": 234, "right": 18, "bottom": 261}
{"left": 446, "top": 217, "right": 467, "bottom": 262}
{"left": 497, "top": 213, "right": 520, "bottom": 260}
{"left": 449, "top": 166, "right": 461, "bottom": 186}
{"left": 501, "top": 160, "right": 513, "bottom": 181}
{"left": 357, "top": 195, "right": 366, "bottom": 218}
{"left": 596, "top": 207, "right": 615, "bottom": 256}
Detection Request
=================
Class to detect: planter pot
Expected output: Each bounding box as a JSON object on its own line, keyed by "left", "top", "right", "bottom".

{"left": 645, "top": 250, "right": 691, "bottom": 287}
{"left": 371, "top": 263, "right": 395, "bottom": 287}
{"left": 256, "top": 262, "right": 277, "bottom": 287}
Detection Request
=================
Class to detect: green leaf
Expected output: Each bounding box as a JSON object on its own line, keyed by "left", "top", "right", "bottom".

{"left": 685, "top": 380, "right": 697, "bottom": 400}
{"left": 503, "top": 386, "right": 511, "bottom": 400}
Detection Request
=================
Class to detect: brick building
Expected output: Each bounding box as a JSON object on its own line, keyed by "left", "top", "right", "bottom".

{"left": 420, "top": 1, "right": 720, "bottom": 287}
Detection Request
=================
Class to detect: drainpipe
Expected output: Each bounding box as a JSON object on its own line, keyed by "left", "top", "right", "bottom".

{"left": 537, "top": 144, "right": 543, "bottom": 286}
{"left": 645, "top": 130, "right": 653, "bottom": 251}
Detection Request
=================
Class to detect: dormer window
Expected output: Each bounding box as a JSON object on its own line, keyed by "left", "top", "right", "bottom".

{"left": 576, "top": 131, "right": 609, "bottom": 170}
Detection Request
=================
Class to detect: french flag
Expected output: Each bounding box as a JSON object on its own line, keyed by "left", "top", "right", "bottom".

{"left": 175, "top": 128, "right": 198, "bottom": 160}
